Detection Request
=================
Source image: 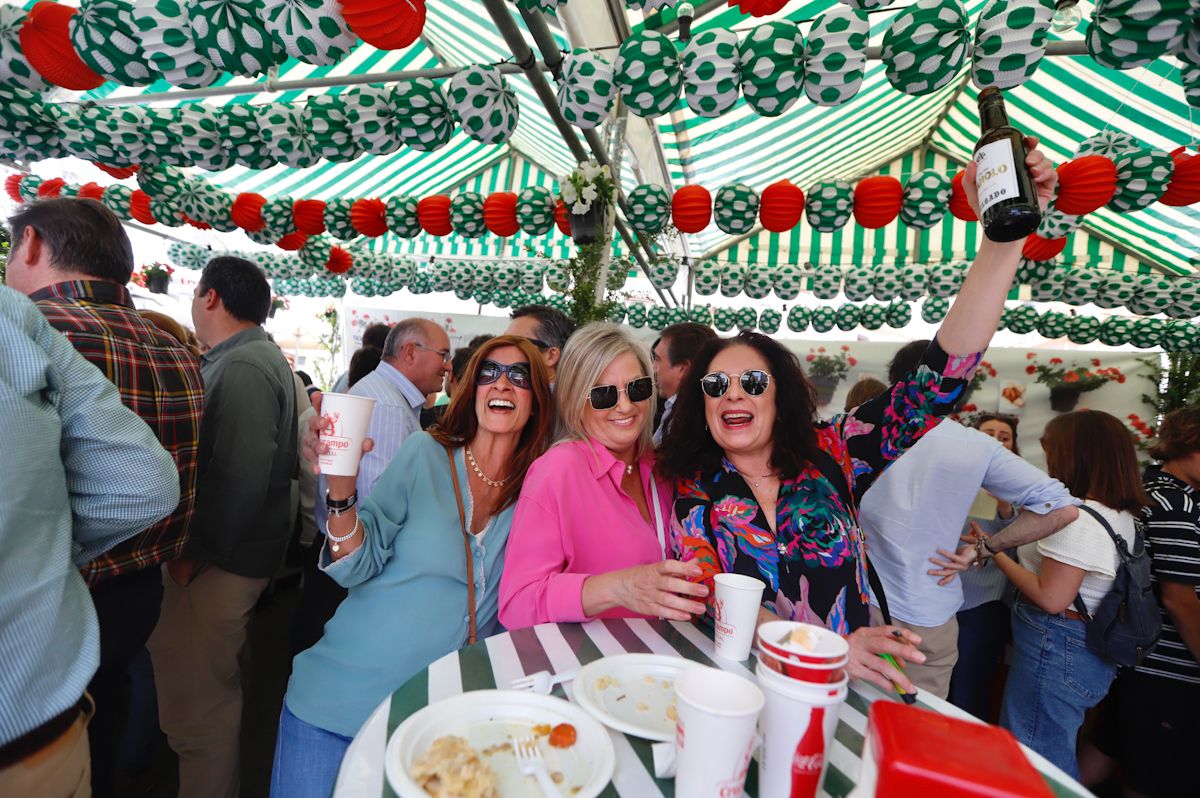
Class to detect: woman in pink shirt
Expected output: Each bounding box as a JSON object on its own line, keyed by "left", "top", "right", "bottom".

{"left": 499, "top": 323, "right": 708, "bottom": 629}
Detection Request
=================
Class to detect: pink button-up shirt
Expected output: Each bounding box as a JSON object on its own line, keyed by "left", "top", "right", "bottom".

{"left": 498, "top": 437, "right": 672, "bottom": 630}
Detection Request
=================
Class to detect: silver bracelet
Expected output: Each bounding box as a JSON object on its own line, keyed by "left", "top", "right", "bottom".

{"left": 327, "top": 514, "right": 361, "bottom": 553}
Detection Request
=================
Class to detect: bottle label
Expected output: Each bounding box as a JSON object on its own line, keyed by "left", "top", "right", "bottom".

{"left": 974, "top": 140, "right": 1020, "bottom": 216}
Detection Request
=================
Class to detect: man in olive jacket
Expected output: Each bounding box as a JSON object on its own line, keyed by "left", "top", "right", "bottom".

{"left": 148, "top": 256, "right": 298, "bottom": 798}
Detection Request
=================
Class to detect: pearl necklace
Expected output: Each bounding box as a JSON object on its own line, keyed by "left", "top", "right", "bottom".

{"left": 465, "top": 446, "right": 507, "bottom": 488}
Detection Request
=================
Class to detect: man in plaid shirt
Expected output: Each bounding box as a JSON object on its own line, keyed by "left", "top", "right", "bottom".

{"left": 6, "top": 198, "right": 204, "bottom": 798}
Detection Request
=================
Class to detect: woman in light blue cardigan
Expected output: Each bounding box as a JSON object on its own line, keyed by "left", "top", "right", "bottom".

{"left": 270, "top": 336, "right": 555, "bottom": 798}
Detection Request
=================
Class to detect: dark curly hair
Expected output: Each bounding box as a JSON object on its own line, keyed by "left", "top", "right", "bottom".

{"left": 656, "top": 331, "right": 821, "bottom": 482}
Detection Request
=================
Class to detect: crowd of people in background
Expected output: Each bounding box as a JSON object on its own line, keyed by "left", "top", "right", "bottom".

{"left": 1, "top": 151, "right": 1196, "bottom": 798}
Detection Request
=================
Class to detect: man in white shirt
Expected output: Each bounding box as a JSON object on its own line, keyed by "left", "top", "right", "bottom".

{"left": 651, "top": 322, "right": 717, "bottom": 446}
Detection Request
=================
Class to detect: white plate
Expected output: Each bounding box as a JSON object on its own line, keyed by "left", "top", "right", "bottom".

{"left": 385, "top": 690, "right": 615, "bottom": 798}
{"left": 572, "top": 654, "right": 706, "bottom": 742}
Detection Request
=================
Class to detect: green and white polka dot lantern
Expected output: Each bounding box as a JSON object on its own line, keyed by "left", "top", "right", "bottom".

{"left": 668, "top": 307, "right": 689, "bottom": 327}
{"left": 1029, "top": 267, "right": 1065, "bottom": 303}
{"left": 557, "top": 49, "right": 615, "bottom": 129}
{"left": 0, "top": 6, "right": 50, "bottom": 90}
{"left": 647, "top": 305, "right": 670, "bottom": 331}
{"left": 298, "top": 236, "right": 333, "bottom": 273}
{"left": 430, "top": 260, "right": 454, "bottom": 293}
{"left": 872, "top": 263, "right": 901, "bottom": 302}
{"left": 758, "top": 308, "right": 782, "bottom": 335}
{"left": 713, "top": 306, "right": 737, "bottom": 332}
{"left": 811, "top": 306, "right": 837, "bottom": 333}
{"left": 255, "top": 103, "right": 319, "bottom": 168}
{"left": 221, "top": 104, "right": 274, "bottom": 169}
{"left": 262, "top": 0, "right": 356, "bottom": 66}
{"left": 1107, "top": 148, "right": 1175, "bottom": 212}
{"left": 133, "top": 0, "right": 220, "bottom": 88}
{"left": 1130, "top": 317, "right": 1166, "bottom": 349}
{"left": 521, "top": 261, "right": 545, "bottom": 294}
{"left": 147, "top": 199, "right": 179, "bottom": 227}
{"left": 450, "top": 261, "right": 473, "bottom": 294}
{"left": 626, "top": 184, "right": 672, "bottom": 236}
{"left": 1036, "top": 205, "right": 1081, "bottom": 240}
{"left": 470, "top": 261, "right": 495, "bottom": 293}
{"left": 773, "top": 262, "right": 804, "bottom": 301}
{"left": 321, "top": 198, "right": 355, "bottom": 241}
{"left": 627, "top": 303, "right": 648, "bottom": 328}
{"left": 177, "top": 103, "right": 231, "bottom": 172}
{"left": 101, "top": 184, "right": 134, "bottom": 221}
{"left": 1016, "top": 257, "right": 1056, "bottom": 285}
{"left": 649, "top": 258, "right": 680, "bottom": 291}
{"left": 188, "top": 0, "right": 280, "bottom": 78}
{"left": 1160, "top": 320, "right": 1198, "bottom": 351}
{"left": 385, "top": 196, "right": 421, "bottom": 238}
{"left": 744, "top": 263, "right": 775, "bottom": 300}
{"left": 1127, "top": 274, "right": 1175, "bottom": 316}
{"left": 516, "top": 186, "right": 556, "bottom": 236}
{"left": 71, "top": 0, "right": 159, "bottom": 85}
{"left": 407, "top": 269, "right": 432, "bottom": 295}
{"left": 787, "top": 306, "right": 811, "bottom": 333}
{"left": 1169, "top": 277, "right": 1200, "bottom": 319}
{"left": 682, "top": 29, "right": 742, "bottom": 117}
{"left": 257, "top": 197, "right": 294, "bottom": 238}
{"left": 739, "top": 21, "right": 804, "bottom": 117}
{"left": 736, "top": 307, "right": 759, "bottom": 331}
{"left": 492, "top": 290, "right": 511, "bottom": 309}
{"left": 721, "top": 261, "right": 747, "bottom": 298}
{"left": 886, "top": 300, "right": 912, "bottom": 328}
{"left": 606, "top": 303, "right": 626, "bottom": 324}
{"left": 449, "top": 65, "right": 519, "bottom": 146}
{"left": 1096, "top": 271, "right": 1137, "bottom": 309}
{"left": 188, "top": 187, "right": 238, "bottom": 232}
{"left": 1037, "top": 310, "right": 1070, "bottom": 339}
{"left": 805, "top": 5, "right": 869, "bottom": 106}
{"left": 614, "top": 30, "right": 682, "bottom": 118}
{"left": 450, "top": 193, "right": 487, "bottom": 238}
{"left": 515, "top": 0, "right": 562, "bottom": 13}
{"left": 390, "top": 257, "right": 414, "bottom": 285}
{"left": 689, "top": 305, "right": 713, "bottom": 326}
{"left": 926, "top": 261, "right": 966, "bottom": 299}
{"left": 812, "top": 263, "right": 842, "bottom": 300}
{"left": 860, "top": 303, "right": 887, "bottom": 331}
{"left": 493, "top": 261, "right": 522, "bottom": 292}
{"left": 971, "top": 0, "right": 1054, "bottom": 90}
{"left": 1061, "top": 267, "right": 1103, "bottom": 306}
{"left": 882, "top": 0, "right": 969, "bottom": 96}
{"left": 694, "top": 259, "right": 723, "bottom": 297}
{"left": 545, "top": 259, "right": 572, "bottom": 293}
{"left": 137, "top": 163, "right": 186, "bottom": 199}
{"left": 454, "top": 284, "right": 475, "bottom": 302}
{"left": 1075, "top": 129, "right": 1138, "bottom": 159}
{"left": 806, "top": 181, "right": 854, "bottom": 232}
{"left": 1005, "top": 304, "right": 1039, "bottom": 334}
{"left": 1067, "top": 315, "right": 1101, "bottom": 345}
{"left": 843, "top": 267, "right": 874, "bottom": 303}
{"left": 921, "top": 296, "right": 949, "bottom": 324}
{"left": 167, "top": 242, "right": 202, "bottom": 271}
{"left": 392, "top": 78, "right": 455, "bottom": 152}
{"left": 305, "top": 94, "right": 360, "bottom": 163}
{"left": 900, "top": 263, "right": 927, "bottom": 301}
{"left": 344, "top": 84, "right": 400, "bottom": 155}
{"left": 714, "top": 184, "right": 760, "bottom": 235}
{"left": 1087, "top": 0, "right": 1190, "bottom": 71}
{"left": 899, "top": 170, "right": 951, "bottom": 229}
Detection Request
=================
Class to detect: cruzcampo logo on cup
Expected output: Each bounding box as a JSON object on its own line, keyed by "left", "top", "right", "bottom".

{"left": 317, "top": 393, "right": 377, "bottom": 476}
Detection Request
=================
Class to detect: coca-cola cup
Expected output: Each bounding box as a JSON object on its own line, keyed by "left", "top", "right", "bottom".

{"left": 316, "top": 393, "right": 377, "bottom": 476}
{"left": 758, "top": 647, "right": 848, "bottom": 684}
{"left": 758, "top": 621, "right": 850, "bottom": 665}
{"left": 712, "top": 573, "right": 766, "bottom": 661}
{"left": 674, "top": 667, "right": 765, "bottom": 798}
{"left": 756, "top": 660, "right": 847, "bottom": 798}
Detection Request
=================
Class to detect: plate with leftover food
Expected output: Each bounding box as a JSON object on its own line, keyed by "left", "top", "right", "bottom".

{"left": 384, "top": 690, "right": 615, "bottom": 798}
{"left": 572, "top": 654, "right": 706, "bottom": 742}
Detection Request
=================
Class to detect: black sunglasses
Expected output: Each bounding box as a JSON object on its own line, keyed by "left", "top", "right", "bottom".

{"left": 476, "top": 360, "right": 532, "bottom": 390}
{"left": 700, "top": 370, "right": 773, "bottom": 398}
{"left": 521, "top": 336, "right": 552, "bottom": 351}
{"left": 588, "top": 376, "right": 654, "bottom": 410}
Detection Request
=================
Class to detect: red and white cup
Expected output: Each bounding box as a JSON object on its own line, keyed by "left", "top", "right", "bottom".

{"left": 758, "top": 647, "right": 848, "bottom": 684}
{"left": 316, "top": 393, "right": 376, "bottom": 476}
{"left": 712, "top": 573, "right": 766, "bottom": 661}
{"left": 758, "top": 621, "right": 850, "bottom": 665}
{"left": 674, "top": 667, "right": 765, "bottom": 798}
{"left": 756, "top": 661, "right": 847, "bottom": 798}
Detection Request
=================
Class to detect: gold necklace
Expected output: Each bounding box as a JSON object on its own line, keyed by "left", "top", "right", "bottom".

{"left": 465, "top": 446, "right": 507, "bottom": 488}
{"left": 733, "top": 465, "right": 777, "bottom": 489}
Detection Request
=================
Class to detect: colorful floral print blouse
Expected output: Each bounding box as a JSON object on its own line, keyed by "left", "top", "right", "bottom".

{"left": 670, "top": 339, "right": 981, "bottom": 634}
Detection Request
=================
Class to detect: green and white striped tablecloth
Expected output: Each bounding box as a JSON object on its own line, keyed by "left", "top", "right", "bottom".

{"left": 332, "top": 618, "right": 1093, "bottom": 798}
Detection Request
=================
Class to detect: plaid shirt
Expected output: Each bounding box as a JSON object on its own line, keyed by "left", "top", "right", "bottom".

{"left": 31, "top": 281, "right": 205, "bottom": 585}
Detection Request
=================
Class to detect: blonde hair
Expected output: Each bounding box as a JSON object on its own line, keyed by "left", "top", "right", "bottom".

{"left": 555, "top": 322, "right": 656, "bottom": 458}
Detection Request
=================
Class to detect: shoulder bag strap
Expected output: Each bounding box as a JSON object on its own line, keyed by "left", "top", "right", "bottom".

{"left": 445, "top": 446, "right": 478, "bottom": 645}
{"left": 1071, "top": 503, "right": 1127, "bottom": 621}
{"left": 650, "top": 477, "right": 667, "bottom": 557}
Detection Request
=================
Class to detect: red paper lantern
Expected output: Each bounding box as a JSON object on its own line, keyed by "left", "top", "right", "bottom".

{"left": 483, "top": 192, "right": 520, "bottom": 237}
{"left": 417, "top": 195, "right": 452, "bottom": 236}
{"left": 93, "top": 162, "right": 138, "bottom": 180}
{"left": 759, "top": 179, "right": 805, "bottom": 232}
{"left": 231, "top": 193, "right": 267, "bottom": 232}
{"left": 1158, "top": 148, "right": 1200, "bottom": 207}
{"left": 350, "top": 197, "right": 388, "bottom": 237}
{"left": 339, "top": 0, "right": 426, "bottom": 50}
{"left": 20, "top": 2, "right": 104, "bottom": 90}
{"left": 276, "top": 231, "right": 308, "bottom": 251}
{"left": 672, "top": 185, "right": 712, "bottom": 234}
{"left": 853, "top": 176, "right": 903, "bottom": 229}
{"left": 554, "top": 199, "right": 571, "bottom": 236}
{"left": 129, "top": 190, "right": 156, "bottom": 225}
{"left": 326, "top": 246, "right": 353, "bottom": 274}
{"left": 77, "top": 181, "right": 106, "bottom": 201}
{"left": 1055, "top": 156, "right": 1118, "bottom": 215}
{"left": 293, "top": 199, "right": 327, "bottom": 235}
{"left": 5, "top": 174, "right": 25, "bottom": 203}
{"left": 183, "top": 214, "right": 212, "bottom": 230}
{"left": 949, "top": 171, "right": 978, "bottom": 222}
{"left": 730, "top": 0, "right": 788, "bottom": 17}
{"left": 36, "top": 177, "right": 66, "bottom": 198}
{"left": 1022, "top": 234, "right": 1068, "bottom": 261}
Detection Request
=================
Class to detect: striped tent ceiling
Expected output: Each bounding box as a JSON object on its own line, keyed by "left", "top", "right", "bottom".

{"left": 26, "top": 0, "right": 1200, "bottom": 278}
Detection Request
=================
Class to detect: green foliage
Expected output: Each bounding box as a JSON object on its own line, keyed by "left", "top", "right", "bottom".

{"left": 1141, "top": 352, "right": 1200, "bottom": 420}
{"left": 567, "top": 240, "right": 621, "bottom": 326}
{"left": 314, "top": 304, "right": 342, "bottom": 391}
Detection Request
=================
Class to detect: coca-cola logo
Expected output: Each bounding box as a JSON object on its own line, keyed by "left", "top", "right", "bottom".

{"left": 791, "top": 752, "right": 824, "bottom": 773}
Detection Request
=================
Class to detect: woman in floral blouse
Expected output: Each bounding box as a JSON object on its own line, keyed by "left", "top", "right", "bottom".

{"left": 656, "top": 141, "right": 1058, "bottom": 691}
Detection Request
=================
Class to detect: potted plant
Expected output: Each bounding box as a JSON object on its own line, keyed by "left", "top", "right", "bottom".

{"left": 1025, "top": 354, "right": 1126, "bottom": 412}
{"left": 269, "top": 295, "right": 289, "bottom": 318}
{"left": 559, "top": 159, "right": 615, "bottom": 246}
{"left": 805, "top": 345, "right": 857, "bottom": 406}
{"left": 139, "top": 262, "right": 174, "bottom": 295}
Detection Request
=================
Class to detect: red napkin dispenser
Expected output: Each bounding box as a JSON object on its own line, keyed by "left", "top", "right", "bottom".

{"left": 868, "top": 701, "right": 1054, "bottom": 798}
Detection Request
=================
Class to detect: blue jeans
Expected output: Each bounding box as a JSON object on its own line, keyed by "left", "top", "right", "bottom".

{"left": 270, "top": 702, "right": 353, "bottom": 798}
{"left": 999, "top": 601, "right": 1117, "bottom": 779}
{"left": 949, "top": 600, "right": 1011, "bottom": 721}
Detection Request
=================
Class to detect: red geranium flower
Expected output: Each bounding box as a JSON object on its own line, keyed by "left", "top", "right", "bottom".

{"left": 1118, "top": 375, "right": 1126, "bottom": 383}
{"left": 841, "top": 345, "right": 850, "bottom": 352}
{"left": 1026, "top": 365, "right": 1036, "bottom": 374}
{"left": 1063, "top": 371, "right": 1079, "bottom": 383}
{"left": 848, "top": 357, "right": 858, "bottom": 366}
{"left": 1026, "top": 353, "right": 1036, "bottom": 360}
{"left": 806, "top": 354, "right": 815, "bottom": 362}
{"left": 1050, "top": 357, "right": 1063, "bottom": 365}
{"left": 1091, "top": 359, "right": 1101, "bottom": 367}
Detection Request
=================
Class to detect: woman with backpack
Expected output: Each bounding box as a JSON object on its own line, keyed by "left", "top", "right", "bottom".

{"left": 981, "top": 410, "right": 1150, "bottom": 778}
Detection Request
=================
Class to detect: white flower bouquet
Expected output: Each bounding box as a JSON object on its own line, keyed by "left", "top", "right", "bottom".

{"left": 559, "top": 159, "right": 616, "bottom": 216}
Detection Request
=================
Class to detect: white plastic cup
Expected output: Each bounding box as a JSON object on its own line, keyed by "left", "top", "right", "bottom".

{"left": 674, "top": 667, "right": 765, "bottom": 798}
{"left": 755, "top": 661, "right": 847, "bottom": 798}
{"left": 317, "top": 393, "right": 376, "bottom": 476}
{"left": 712, "top": 573, "right": 766, "bottom": 662}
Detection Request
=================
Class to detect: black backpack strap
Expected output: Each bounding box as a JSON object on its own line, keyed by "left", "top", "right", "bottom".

{"left": 1071, "top": 504, "right": 1126, "bottom": 621}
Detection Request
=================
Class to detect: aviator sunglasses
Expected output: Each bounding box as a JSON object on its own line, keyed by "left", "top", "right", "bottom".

{"left": 475, "top": 360, "right": 533, "bottom": 390}
{"left": 588, "top": 376, "right": 654, "bottom": 410}
{"left": 700, "top": 369, "right": 773, "bottom": 398}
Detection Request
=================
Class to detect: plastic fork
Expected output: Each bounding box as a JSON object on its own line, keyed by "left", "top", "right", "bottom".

{"left": 509, "top": 667, "right": 579, "bottom": 695}
{"left": 513, "top": 736, "right": 562, "bottom": 797}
